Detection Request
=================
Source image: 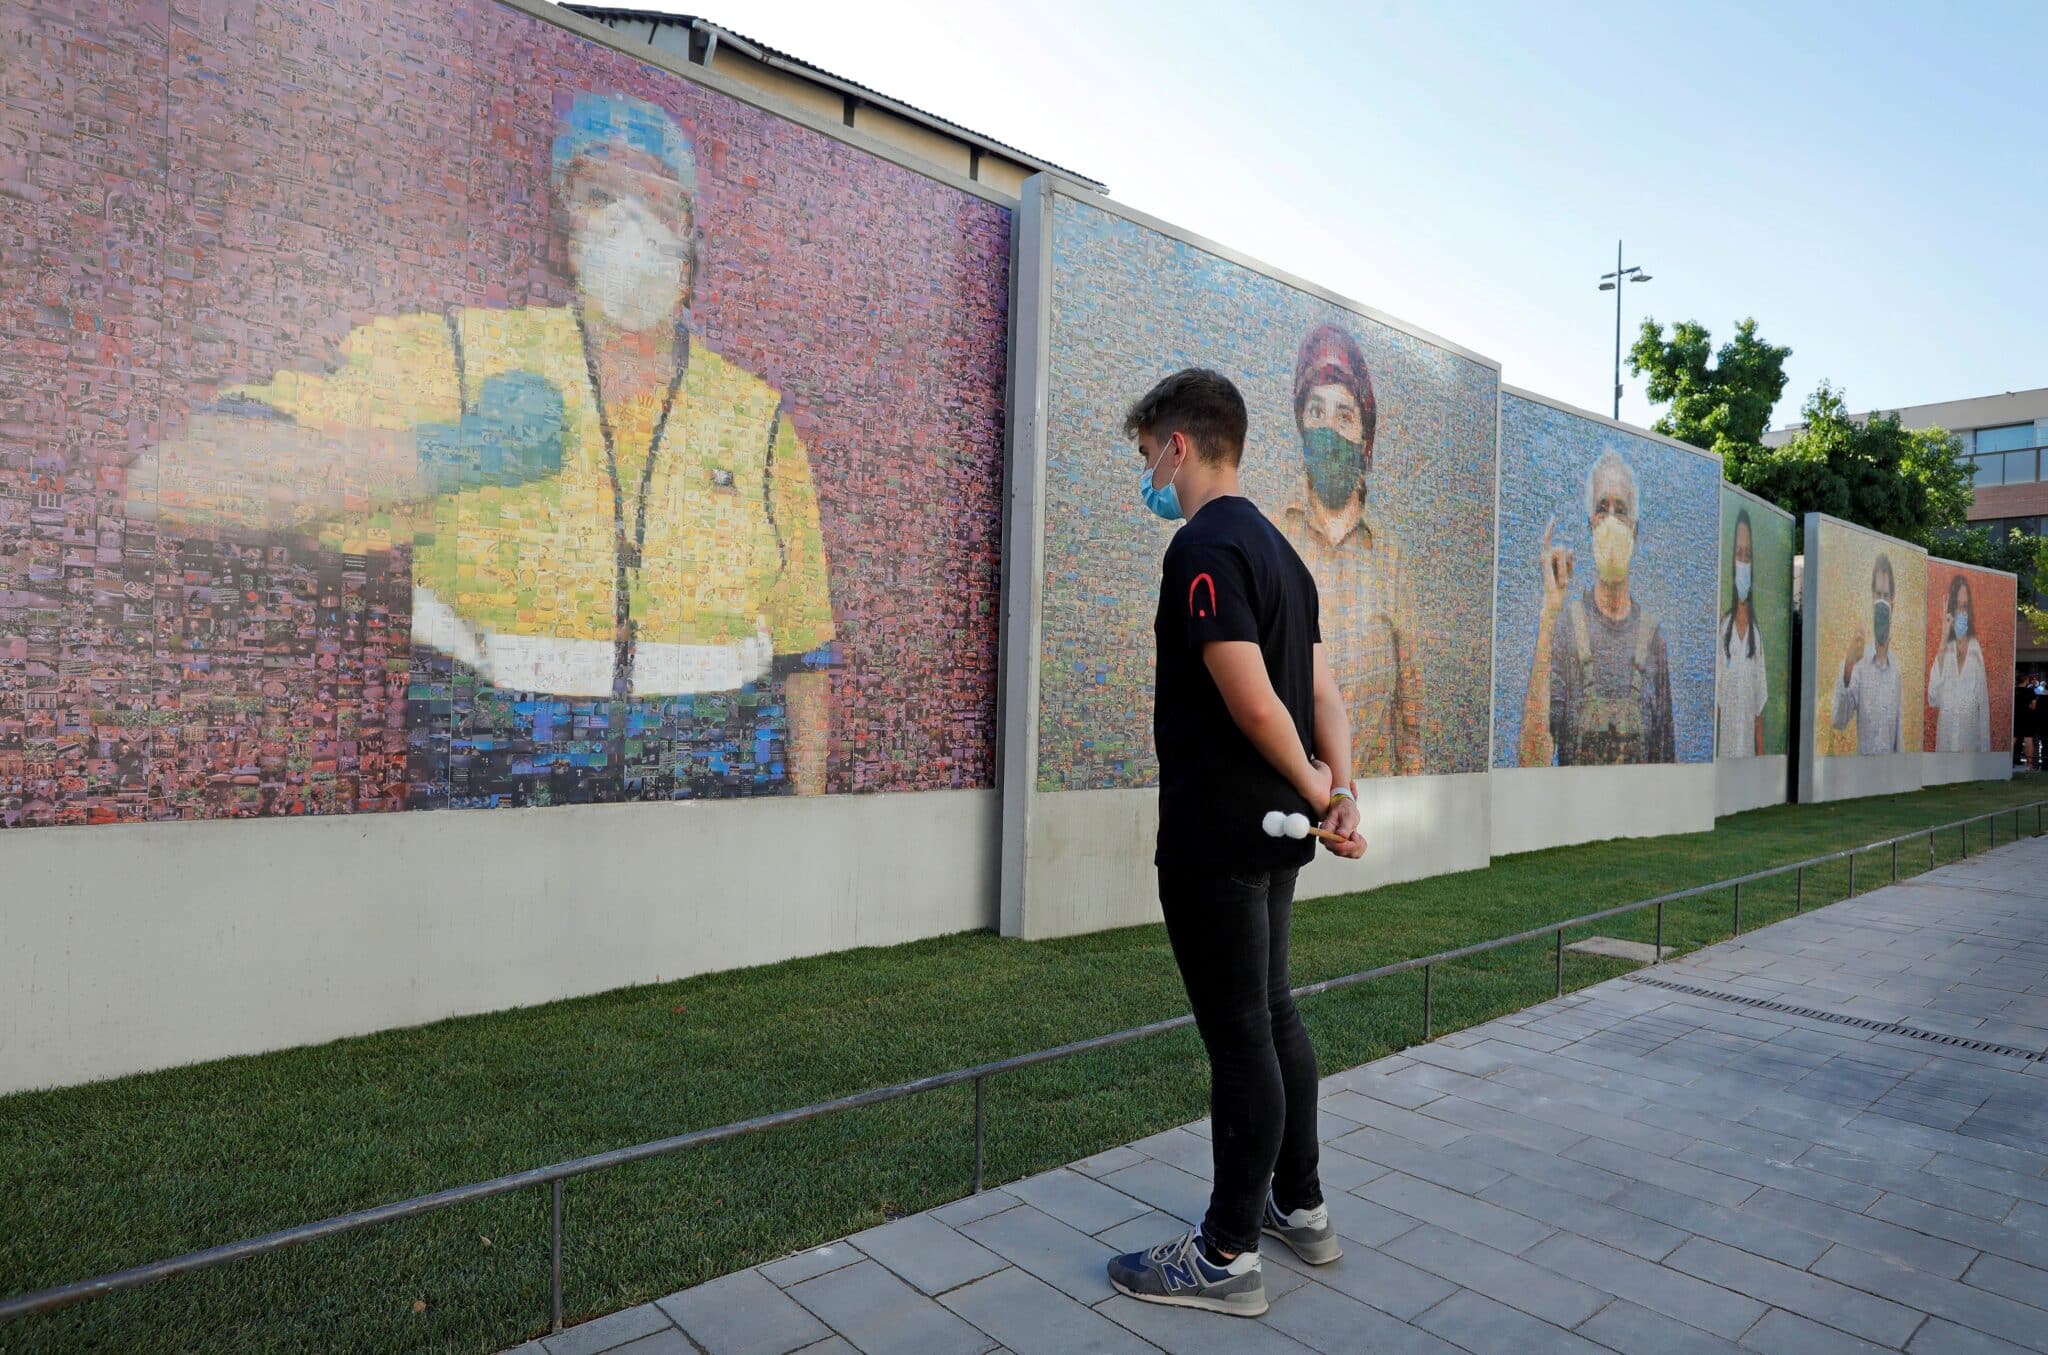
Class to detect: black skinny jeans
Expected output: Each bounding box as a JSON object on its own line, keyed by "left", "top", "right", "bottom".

{"left": 1159, "top": 862, "right": 1323, "bottom": 1254}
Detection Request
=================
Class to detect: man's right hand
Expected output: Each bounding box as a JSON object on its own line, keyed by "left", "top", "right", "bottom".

{"left": 1539, "top": 517, "right": 1573, "bottom": 615}
{"left": 1301, "top": 757, "right": 1335, "bottom": 813}
{"left": 1842, "top": 627, "right": 1865, "bottom": 685}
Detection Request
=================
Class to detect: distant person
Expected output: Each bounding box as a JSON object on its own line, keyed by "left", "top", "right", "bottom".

{"left": 1277, "top": 324, "right": 1424, "bottom": 778}
{"left": 1831, "top": 553, "right": 1902, "bottom": 754}
{"left": 1716, "top": 507, "right": 1767, "bottom": 758}
{"left": 2024, "top": 676, "right": 2048, "bottom": 770}
{"left": 1517, "top": 449, "right": 1675, "bottom": 765}
{"left": 1104, "top": 369, "right": 1363, "bottom": 1318}
{"left": 1926, "top": 574, "right": 1989, "bottom": 753}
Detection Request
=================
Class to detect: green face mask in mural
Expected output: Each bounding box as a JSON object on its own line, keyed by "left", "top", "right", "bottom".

{"left": 1300, "top": 425, "right": 1367, "bottom": 510}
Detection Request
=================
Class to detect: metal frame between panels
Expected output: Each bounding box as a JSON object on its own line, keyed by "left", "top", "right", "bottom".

{"left": 4, "top": 800, "right": 2042, "bottom": 1334}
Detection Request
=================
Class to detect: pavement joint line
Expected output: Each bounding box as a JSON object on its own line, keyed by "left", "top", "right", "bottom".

{"left": 1620, "top": 974, "right": 2048, "bottom": 1062}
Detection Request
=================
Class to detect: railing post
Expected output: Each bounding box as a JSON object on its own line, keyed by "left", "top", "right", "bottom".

{"left": 550, "top": 1179, "right": 564, "bottom": 1334}
{"left": 1962, "top": 821, "right": 1968, "bottom": 857}
{"left": 972, "top": 1076, "right": 986, "bottom": 1194}
{"left": 1555, "top": 927, "right": 1565, "bottom": 996}
{"left": 1795, "top": 865, "right": 1803, "bottom": 912}
{"left": 1848, "top": 851, "right": 1856, "bottom": 897}
{"left": 1654, "top": 901, "right": 1663, "bottom": 963}
{"left": 1732, "top": 883, "right": 1741, "bottom": 937}
{"left": 1423, "top": 963, "right": 1433, "bottom": 1041}
{"left": 1990, "top": 815, "right": 1996, "bottom": 848}
{"left": 1929, "top": 830, "right": 1936, "bottom": 871}
{"left": 1892, "top": 838, "right": 1898, "bottom": 882}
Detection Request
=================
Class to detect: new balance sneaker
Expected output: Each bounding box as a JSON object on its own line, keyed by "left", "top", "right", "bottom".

{"left": 1261, "top": 1193, "right": 1342, "bottom": 1265}
{"left": 1105, "top": 1228, "right": 1267, "bottom": 1316}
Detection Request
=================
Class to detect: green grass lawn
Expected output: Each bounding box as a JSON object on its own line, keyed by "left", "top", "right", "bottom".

{"left": 4, "top": 777, "right": 2044, "bottom": 1353}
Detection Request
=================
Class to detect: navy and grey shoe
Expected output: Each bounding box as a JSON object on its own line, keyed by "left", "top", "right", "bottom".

{"left": 1261, "top": 1193, "right": 1342, "bottom": 1265}
{"left": 1105, "top": 1228, "right": 1267, "bottom": 1316}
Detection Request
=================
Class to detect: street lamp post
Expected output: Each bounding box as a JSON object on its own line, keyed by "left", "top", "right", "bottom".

{"left": 1598, "top": 240, "right": 1651, "bottom": 420}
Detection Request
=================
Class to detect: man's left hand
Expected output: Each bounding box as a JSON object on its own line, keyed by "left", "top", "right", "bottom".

{"left": 1319, "top": 795, "right": 1366, "bottom": 859}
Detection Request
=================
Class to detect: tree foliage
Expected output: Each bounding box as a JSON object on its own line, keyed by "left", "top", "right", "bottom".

{"left": 1628, "top": 316, "right": 1791, "bottom": 457}
{"left": 1932, "top": 524, "right": 2048, "bottom": 633}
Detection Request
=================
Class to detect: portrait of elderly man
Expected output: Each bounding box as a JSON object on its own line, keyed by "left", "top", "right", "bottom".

{"left": 132, "top": 92, "right": 837, "bottom": 801}
{"left": 1277, "top": 324, "right": 1425, "bottom": 779}
{"left": 1517, "top": 448, "right": 1675, "bottom": 766}
{"left": 1831, "top": 553, "right": 1903, "bottom": 755}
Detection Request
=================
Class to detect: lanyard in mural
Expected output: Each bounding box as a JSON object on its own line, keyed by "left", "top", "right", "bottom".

{"left": 574, "top": 309, "right": 691, "bottom": 706}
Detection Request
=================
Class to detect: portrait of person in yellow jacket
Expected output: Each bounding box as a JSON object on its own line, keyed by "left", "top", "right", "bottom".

{"left": 131, "top": 92, "right": 837, "bottom": 801}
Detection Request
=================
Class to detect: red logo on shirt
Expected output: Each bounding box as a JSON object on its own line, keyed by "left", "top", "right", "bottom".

{"left": 1188, "top": 573, "right": 1217, "bottom": 619}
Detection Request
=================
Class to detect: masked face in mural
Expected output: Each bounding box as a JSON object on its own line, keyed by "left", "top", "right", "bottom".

{"left": 1871, "top": 562, "right": 1895, "bottom": 649}
{"left": 1298, "top": 381, "right": 1369, "bottom": 511}
{"left": 562, "top": 148, "right": 695, "bottom": 331}
{"left": 1589, "top": 480, "right": 1636, "bottom": 585}
{"left": 1732, "top": 518, "right": 1753, "bottom": 602}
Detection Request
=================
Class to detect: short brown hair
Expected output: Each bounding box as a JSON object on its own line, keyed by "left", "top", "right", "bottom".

{"left": 1122, "top": 368, "right": 1248, "bottom": 465}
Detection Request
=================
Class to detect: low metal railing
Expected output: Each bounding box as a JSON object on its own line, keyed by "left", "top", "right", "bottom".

{"left": 3, "top": 797, "right": 2043, "bottom": 1335}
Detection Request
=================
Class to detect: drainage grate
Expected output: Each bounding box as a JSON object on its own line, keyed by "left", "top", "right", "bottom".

{"left": 1622, "top": 973, "right": 2048, "bottom": 1061}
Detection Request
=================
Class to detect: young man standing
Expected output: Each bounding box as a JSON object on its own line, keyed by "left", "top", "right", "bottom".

{"left": 1106, "top": 369, "right": 1366, "bottom": 1317}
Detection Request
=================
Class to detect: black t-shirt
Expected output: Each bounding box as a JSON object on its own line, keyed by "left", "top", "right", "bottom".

{"left": 1154, "top": 495, "right": 1322, "bottom": 870}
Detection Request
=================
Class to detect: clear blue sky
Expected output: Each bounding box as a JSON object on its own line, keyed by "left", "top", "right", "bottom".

{"left": 632, "top": 0, "right": 2045, "bottom": 432}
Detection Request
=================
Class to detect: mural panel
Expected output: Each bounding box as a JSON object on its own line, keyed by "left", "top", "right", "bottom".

{"left": 0, "top": 0, "right": 1010, "bottom": 828}
{"left": 1717, "top": 487, "right": 1794, "bottom": 758}
{"left": 1492, "top": 395, "right": 1719, "bottom": 769}
{"left": 1923, "top": 558, "right": 2016, "bottom": 754}
{"left": 1810, "top": 520, "right": 1926, "bottom": 758}
{"left": 1036, "top": 194, "right": 1500, "bottom": 790}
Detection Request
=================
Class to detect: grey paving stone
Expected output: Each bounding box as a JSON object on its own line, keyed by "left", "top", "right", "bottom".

{"left": 1260, "top": 1280, "right": 1469, "bottom": 1355}
{"left": 1094, "top": 1210, "right": 1188, "bottom": 1252}
{"left": 789, "top": 1341, "right": 859, "bottom": 1355}
{"left": 1737, "top": 1308, "right": 1894, "bottom": 1355}
{"left": 1564, "top": 1135, "right": 1760, "bottom": 1209}
{"left": 1311, "top": 1143, "right": 1388, "bottom": 1193}
{"left": 1578, "top": 1299, "right": 1749, "bottom": 1355}
{"left": 1325, "top": 1125, "right": 1509, "bottom": 1193}
{"left": 1959, "top": 1252, "right": 2048, "bottom": 1314}
{"left": 1443, "top": 1127, "right": 1632, "bottom": 1201}
{"left": 1867, "top": 1194, "right": 2048, "bottom": 1269}
{"left": 1325, "top": 1186, "right": 1435, "bottom": 1246}
{"left": 848, "top": 1214, "right": 1006, "bottom": 1296}
{"left": 605, "top": 1333, "right": 697, "bottom": 1355}
{"left": 1674, "top": 1140, "right": 1883, "bottom": 1212}
{"left": 1125, "top": 1128, "right": 1214, "bottom": 1174}
{"left": 542, "top": 1304, "right": 675, "bottom": 1355}
{"left": 1475, "top": 1173, "right": 1688, "bottom": 1262}
{"left": 1794, "top": 1145, "right": 2014, "bottom": 1219}
{"left": 1070, "top": 1146, "right": 1148, "bottom": 1179}
{"left": 938, "top": 1268, "right": 1158, "bottom": 1355}
{"left": 1095, "top": 1295, "right": 1321, "bottom": 1355}
{"left": 959, "top": 1203, "right": 1117, "bottom": 1306}
{"left": 1926, "top": 1152, "right": 2048, "bottom": 1208}
{"left": 1908, "top": 1317, "right": 2038, "bottom": 1354}
{"left": 761, "top": 1242, "right": 866, "bottom": 1289}
{"left": 1096, "top": 1159, "right": 1208, "bottom": 1225}
{"left": 786, "top": 1260, "right": 994, "bottom": 1355}
{"left": 930, "top": 1189, "right": 1020, "bottom": 1229}
{"left": 1411, "top": 1288, "right": 1612, "bottom": 1355}
{"left": 1335, "top": 1067, "right": 1451, "bottom": 1109}
{"left": 1810, "top": 1244, "right": 2048, "bottom": 1353}
{"left": 1318, "top": 1091, "right": 1471, "bottom": 1148}
{"left": 1382, "top": 1223, "right": 1607, "bottom": 1327}
{"left": 1257, "top": 1227, "right": 1454, "bottom": 1320}
{"left": 657, "top": 1268, "right": 832, "bottom": 1355}
{"left": 1354, "top": 1170, "right": 1556, "bottom": 1254}
{"left": 1735, "top": 1186, "right": 1976, "bottom": 1279}
{"left": 1665, "top": 1238, "right": 1922, "bottom": 1348}
{"left": 1002, "top": 1169, "right": 1150, "bottom": 1237}
{"left": 1414, "top": 1090, "right": 1587, "bottom": 1153}
{"left": 1525, "top": 1232, "right": 1766, "bottom": 1340}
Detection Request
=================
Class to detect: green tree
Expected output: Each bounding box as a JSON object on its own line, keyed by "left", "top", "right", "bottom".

{"left": 1627, "top": 317, "right": 1791, "bottom": 456}
{"left": 1932, "top": 523, "right": 2048, "bottom": 632}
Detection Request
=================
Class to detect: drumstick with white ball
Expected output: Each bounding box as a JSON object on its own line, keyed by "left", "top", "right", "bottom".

{"left": 1261, "top": 809, "right": 1350, "bottom": 847}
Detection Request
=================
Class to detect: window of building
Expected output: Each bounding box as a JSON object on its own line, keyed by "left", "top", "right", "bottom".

{"left": 1970, "top": 423, "right": 2040, "bottom": 488}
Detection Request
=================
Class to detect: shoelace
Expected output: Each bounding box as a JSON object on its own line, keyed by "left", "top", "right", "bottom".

{"left": 1145, "top": 1231, "right": 1199, "bottom": 1266}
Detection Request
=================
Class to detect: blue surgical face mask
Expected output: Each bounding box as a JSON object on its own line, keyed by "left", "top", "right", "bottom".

{"left": 1733, "top": 560, "right": 1753, "bottom": 601}
{"left": 1139, "top": 437, "right": 1185, "bottom": 522}
{"left": 1953, "top": 611, "right": 1970, "bottom": 641}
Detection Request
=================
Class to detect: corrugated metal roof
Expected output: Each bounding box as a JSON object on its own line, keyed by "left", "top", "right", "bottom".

{"left": 564, "top": 5, "right": 1106, "bottom": 191}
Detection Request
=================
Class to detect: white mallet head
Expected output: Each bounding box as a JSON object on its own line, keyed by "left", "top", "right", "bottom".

{"left": 1261, "top": 810, "right": 1286, "bottom": 838}
{"left": 1284, "top": 812, "right": 1312, "bottom": 839}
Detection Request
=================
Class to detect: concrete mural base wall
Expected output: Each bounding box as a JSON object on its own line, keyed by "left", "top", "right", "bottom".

{"left": 1920, "top": 751, "right": 2014, "bottom": 789}
{"left": 1007, "top": 776, "right": 1490, "bottom": 941}
{"left": 0, "top": 793, "right": 998, "bottom": 1095}
{"left": 1802, "top": 753, "right": 1924, "bottom": 805}
{"left": 1489, "top": 764, "right": 1716, "bottom": 858}
{"left": 1718, "top": 755, "right": 1789, "bottom": 817}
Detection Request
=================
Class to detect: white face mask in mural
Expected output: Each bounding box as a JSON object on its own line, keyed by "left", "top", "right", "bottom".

{"left": 1734, "top": 560, "right": 1753, "bottom": 601}
{"left": 571, "top": 198, "right": 688, "bottom": 331}
{"left": 1591, "top": 516, "right": 1634, "bottom": 584}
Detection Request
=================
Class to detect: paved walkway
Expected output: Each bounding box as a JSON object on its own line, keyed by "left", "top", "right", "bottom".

{"left": 513, "top": 836, "right": 2048, "bottom": 1355}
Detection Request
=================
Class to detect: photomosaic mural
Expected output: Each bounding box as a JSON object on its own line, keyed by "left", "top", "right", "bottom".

{"left": 0, "top": 0, "right": 1011, "bottom": 828}
{"left": 1717, "top": 486, "right": 1794, "bottom": 759}
{"left": 1492, "top": 394, "right": 1719, "bottom": 769}
{"left": 1035, "top": 195, "right": 1500, "bottom": 792}
{"left": 1811, "top": 519, "right": 1926, "bottom": 759}
{"left": 1923, "top": 558, "right": 2016, "bottom": 756}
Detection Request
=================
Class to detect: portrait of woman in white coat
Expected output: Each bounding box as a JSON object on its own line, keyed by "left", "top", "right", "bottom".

{"left": 1927, "top": 574, "right": 1990, "bottom": 753}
